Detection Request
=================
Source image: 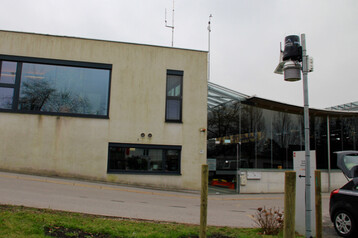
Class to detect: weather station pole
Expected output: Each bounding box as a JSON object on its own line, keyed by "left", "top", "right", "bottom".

{"left": 301, "top": 33, "right": 312, "bottom": 238}
{"left": 274, "top": 33, "right": 314, "bottom": 238}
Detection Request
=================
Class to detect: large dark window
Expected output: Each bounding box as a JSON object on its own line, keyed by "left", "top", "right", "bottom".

{"left": 108, "top": 143, "right": 181, "bottom": 174}
{"left": 165, "top": 70, "right": 183, "bottom": 122}
{"left": 0, "top": 55, "right": 111, "bottom": 118}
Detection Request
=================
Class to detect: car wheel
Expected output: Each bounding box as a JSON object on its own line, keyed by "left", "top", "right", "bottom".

{"left": 334, "top": 210, "right": 356, "bottom": 237}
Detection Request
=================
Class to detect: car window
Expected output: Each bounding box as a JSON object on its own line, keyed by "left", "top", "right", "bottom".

{"left": 344, "top": 155, "right": 358, "bottom": 170}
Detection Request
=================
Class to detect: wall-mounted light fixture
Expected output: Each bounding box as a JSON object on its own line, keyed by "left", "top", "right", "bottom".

{"left": 140, "top": 133, "right": 145, "bottom": 138}
{"left": 148, "top": 133, "right": 153, "bottom": 138}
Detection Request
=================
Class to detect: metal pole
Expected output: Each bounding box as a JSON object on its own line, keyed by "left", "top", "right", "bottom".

{"left": 208, "top": 14, "right": 212, "bottom": 82}
{"left": 165, "top": 0, "right": 175, "bottom": 47}
{"left": 238, "top": 101, "right": 242, "bottom": 193}
{"left": 236, "top": 143, "right": 240, "bottom": 194}
{"left": 271, "top": 115, "right": 273, "bottom": 168}
{"left": 301, "top": 33, "right": 312, "bottom": 238}
{"left": 171, "top": 0, "right": 174, "bottom": 47}
{"left": 327, "top": 115, "right": 331, "bottom": 192}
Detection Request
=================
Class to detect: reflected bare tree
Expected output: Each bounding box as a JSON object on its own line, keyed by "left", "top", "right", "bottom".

{"left": 19, "top": 78, "right": 90, "bottom": 113}
{"left": 273, "top": 112, "right": 301, "bottom": 168}
{"left": 208, "top": 102, "right": 241, "bottom": 139}
{"left": 46, "top": 91, "right": 90, "bottom": 113}
{"left": 241, "top": 104, "right": 265, "bottom": 167}
{"left": 0, "top": 91, "right": 13, "bottom": 109}
{"left": 19, "top": 78, "right": 55, "bottom": 110}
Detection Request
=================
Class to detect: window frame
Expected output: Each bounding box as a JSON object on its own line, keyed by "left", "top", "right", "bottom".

{"left": 0, "top": 54, "right": 112, "bottom": 119}
{"left": 165, "top": 69, "right": 183, "bottom": 123}
{"left": 107, "top": 143, "right": 182, "bottom": 175}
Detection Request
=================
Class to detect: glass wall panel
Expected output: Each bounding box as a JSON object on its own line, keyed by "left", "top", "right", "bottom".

{"left": 18, "top": 63, "right": 110, "bottom": 115}
{"left": 329, "top": 116, "right": 358, "bottom": 169}
{"left": 330, "top": 116, "right": 344, "bottom": 169}
{"left": 207, "top": 102, "right": 304, "bottom": 170}
{"left": 310, "top": 116, "right": 328, "bottom": 169}
{"left": 270, "top": 111, "right": 303, "bottom": 169}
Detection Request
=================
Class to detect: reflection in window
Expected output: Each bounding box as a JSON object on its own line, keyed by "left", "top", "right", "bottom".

{"left": 166, "top": 70, "right": 183, "bottom": 122}
{"left": 18, "top": 63, "right": 110, "bottom": 115}
{"left": 108, "top": 144, "right": 181, "bottom": 174}
{"left": 0, "top": 87, "right": 13, "bottom": 109}
{"left": 343, "top": 155, "right": 358, "bottom": 170}
{"left": 0, "top": 61, "right": 17, "bottom": 84}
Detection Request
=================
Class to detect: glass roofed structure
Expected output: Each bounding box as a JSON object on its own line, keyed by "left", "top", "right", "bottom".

{"left": 326, "top": 101, "right": 358, "bottom": 111}
{"left": 207, "top": 82, "right": 358, "bottom": 193}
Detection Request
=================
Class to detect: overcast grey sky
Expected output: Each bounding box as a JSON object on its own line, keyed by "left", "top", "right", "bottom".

{"left": 1, "top": 0, "right": 357, "bottom": 109}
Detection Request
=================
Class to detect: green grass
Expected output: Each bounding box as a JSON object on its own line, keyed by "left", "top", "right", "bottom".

{"left": 0, "top": 204, "right": 283, "bottom": 238}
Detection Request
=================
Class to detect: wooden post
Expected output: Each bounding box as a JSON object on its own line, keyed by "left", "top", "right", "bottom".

{"left": 200, "top": 164, "right": 208, "bottom": 238}
{"left": 315, "top": 170, "right": 322, "bottom": 238}
{"left": 284, "top": 171, "right": 296, "bottom": 238}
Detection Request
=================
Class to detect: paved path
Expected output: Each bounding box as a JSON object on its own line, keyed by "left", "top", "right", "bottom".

{"left": 0, "top": 171, "right": 338, "bottom": 236}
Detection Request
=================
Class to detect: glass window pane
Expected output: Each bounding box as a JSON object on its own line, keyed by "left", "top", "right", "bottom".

{"left": 167, "top": 75, "right": 182, "bottom": 96}
{"left": 166, "top": 99, "right": 180, "bottom": 120}
{"left": 18, "top": 63, "right": 110, "bottom": 115}
{"left": 0, "top": 87, "right": 14, "bottom": 109}
{"left": 165, "top": 150, "right": 179, "bottom": 171}
{"left": 343, "top": 155, "right": 358, "bottom": 171}
{"left": 0, "top": 61, "right": 17, "bottom": 84}
{"left": 149, "top": 149, "right": 163, "bottom": 171}
{"left": 108, "top": 144, "right": 181, "bottom": 173}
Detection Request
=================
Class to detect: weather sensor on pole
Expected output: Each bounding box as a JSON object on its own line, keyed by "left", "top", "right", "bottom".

{"left": 274, "top": 34, "right": 314, "bottom": 238}
{"left": 165, "top": 0, "right": 175, "bottom": 47}
{"left": 274, "top": 35, "right": 313, "bottom": 81}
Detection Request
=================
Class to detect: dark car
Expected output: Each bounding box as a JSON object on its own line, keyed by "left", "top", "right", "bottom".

{"left": 330, "top": 151, "right": 358, "bottom": 237}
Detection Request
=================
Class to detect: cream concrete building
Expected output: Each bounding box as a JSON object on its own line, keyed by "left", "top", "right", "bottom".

{"left": 0, "top": 30, "right": 208, "bottom": 190}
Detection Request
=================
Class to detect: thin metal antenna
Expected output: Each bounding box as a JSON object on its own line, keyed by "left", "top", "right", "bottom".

{"left": 207, "top": 14, "right": 213, "bottom": 82}
{"left": 165, "top": 0, "right": 175, "bottom": 47}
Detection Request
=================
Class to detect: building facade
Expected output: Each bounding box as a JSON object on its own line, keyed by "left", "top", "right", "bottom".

{"left": 0, "top": 31, "right": 208, "bottom": 190}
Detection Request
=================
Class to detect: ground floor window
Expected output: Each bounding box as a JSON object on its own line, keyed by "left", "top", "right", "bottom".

{"left": 107, "top": 143, "right": 181, "bottom": 174}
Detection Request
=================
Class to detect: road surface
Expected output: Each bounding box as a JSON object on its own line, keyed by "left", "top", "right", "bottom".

{"left": 0, "top": 171, "right": 338, "bottom": 236}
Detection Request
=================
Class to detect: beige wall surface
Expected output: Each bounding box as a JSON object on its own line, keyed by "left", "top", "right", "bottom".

{"left": 0, "top": 31, "right": 208, "bottom": 190}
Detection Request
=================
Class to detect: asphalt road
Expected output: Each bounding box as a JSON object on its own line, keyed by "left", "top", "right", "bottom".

{"left": 0, "top": 171, "right": 338, "bottom": 237}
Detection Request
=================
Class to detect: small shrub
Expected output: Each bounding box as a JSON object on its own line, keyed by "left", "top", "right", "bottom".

{"left": 251, "top": 207, "right": 284, "bottom": 235}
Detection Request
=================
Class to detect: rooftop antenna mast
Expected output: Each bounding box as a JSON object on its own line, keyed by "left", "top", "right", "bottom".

{"left": 208, "top": 14, "right": 213, "bottom": 82}
{"left": 165, "top": 0, "right": 175, "bottom": 47}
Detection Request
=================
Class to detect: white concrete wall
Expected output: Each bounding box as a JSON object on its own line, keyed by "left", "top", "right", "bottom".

{"left": 0, "top": 30, "right": 208, "bottom": 190}
{"left": 239, "top": 170, "right": 348, "bottom": 193}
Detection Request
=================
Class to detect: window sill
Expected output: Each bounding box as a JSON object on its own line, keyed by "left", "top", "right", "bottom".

{"left": 165, "top": 120, "right": 183, "bottom": 124}
{"left": 0, "top": 109, "right": 109, "bottom": 119}
{"left": 107, "top": 171, "right": 181, "bottom": 176}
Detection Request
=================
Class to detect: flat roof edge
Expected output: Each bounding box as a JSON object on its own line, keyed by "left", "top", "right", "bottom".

{"left": 246, "top": 96, "right": 358, "bottom": 116}
{"left": 0, "top": 29, "right": 207, "bottom": 53}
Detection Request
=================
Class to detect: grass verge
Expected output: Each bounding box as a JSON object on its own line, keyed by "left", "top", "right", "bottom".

{"left": 0, "top": 204, "right": 283, "bottom": 238}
